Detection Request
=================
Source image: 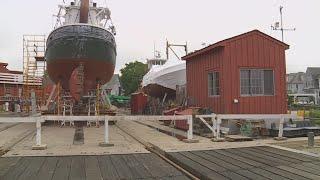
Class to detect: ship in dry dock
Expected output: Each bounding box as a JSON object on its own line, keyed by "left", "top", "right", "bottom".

{"left": 45, "top": 0, "right": 117, "bottom": 102}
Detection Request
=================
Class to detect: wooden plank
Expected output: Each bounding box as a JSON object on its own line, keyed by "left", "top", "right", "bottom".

{"left": 203, "top": 150, "right": 254, "bottom": 169}
{"left": 277, "top": 165, "right": 320, "bottom": 180}
{"left": 214, "top": 149, "right": 265, "bottom": 168}
{"left": 35, "top": 157, "right": 58, "bottom": 180}
{"left": 288, "top": 163, "right": 320, "bottom": 176}
{"left": 301, "top": 162, "right": 320, "bottom": 171}
{"left": 160, "top": 176, "right": 190, "bottom": 180}
{"left": 254, "top": 146, "right": 319, "bottom": 162}
{"left": 182, "top": 151, "right": 227, "bottom": 172}
{"left": 110, "top": 155, "right": 135, "bottom": 179}
{"left": 69, "top": 156, "right": 86, "bottom": 180}
{"left": 51, "top": 157, "right": 72, "bottom": 180}
{"left": 3, "top": 157, "right": 31, "bottom": 179}
{"left": 242, "top": 147, "right": 302, "bottom": 164}
{"left": 223, "top": 148, "right": 277, "bottom": 166}
{"left": 249, "top": 168, "right": 291, "bottom": 180}
{"left": 97, "top": 155, "right": 119, "bottom": 180}
{"left": 236, "top": 148, "right": 292, "bottom": 165}
{"left": 219, "top": 171, "right": 248, "bottom": 180}
{"left": 2, "top": 157, "right": 30, "bottom": 180}
{"left": 17, "top": 157, "right": 46, "bottom": 180}
{"left": 225, "top": 135, "right": 253, "bottom": 142}
{"left": 263, "top": 166, "right": 309, "bottom": 180}
{"left": 121, "top": 154, "right": 153, "bottom": 179}
{"left": 191, "top": 150, "right": 241, "bottom": 170}
{"left": 135, "top": 153, "right": 183, "bottom": 178}
{"left": 0, "top": 157, "right": 21, "bottom": 178}
{"left": 166, "top": 152, "right": 228, "bottom": 180}
{"left": 235, "top": 169, "right": 270, "bottom": 180}
{"left": 84, "top": 156, "right": 102, "bottom": 180}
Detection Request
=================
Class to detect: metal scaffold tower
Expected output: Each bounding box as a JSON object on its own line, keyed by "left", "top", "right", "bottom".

{"left": 22, "top": 35, "right": 46, "bottom": 112}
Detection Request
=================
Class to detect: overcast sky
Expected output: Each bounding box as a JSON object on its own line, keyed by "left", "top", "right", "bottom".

{"left": 0, "top": 0, "right": 319, "bottom": 73}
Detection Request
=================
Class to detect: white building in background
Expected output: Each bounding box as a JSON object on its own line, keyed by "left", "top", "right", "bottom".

{"left": 287, "top": 72, "right": 306, "bottom": 94}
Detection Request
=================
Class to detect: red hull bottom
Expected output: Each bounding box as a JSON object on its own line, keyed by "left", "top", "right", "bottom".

{"left": 47, "top": 59, "right": 115, "bottom": 101}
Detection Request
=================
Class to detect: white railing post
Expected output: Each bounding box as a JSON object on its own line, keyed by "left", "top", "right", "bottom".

{"left": 104, "top": 116, "right": 109, "bottom": 143}
{"left": 277, "top": 115, "right": 286, "bottom": 139}
{"left": 182, "top": 115, "right": 198, "bottom": 143}
{"left": 216, "top": 117, "right": 221, "bottom": 139}
{"left": 212, "top": 113, "right": 217, "bottom": 138}
{"left": 99, "top": 116, "right": 114, "bottom": 147}
{"left": 36, "top": 119, "right": 41, "bottom": 146}
{"left": 32, "top": 117, "right": 47, "bottom": 150}
{"left": 187, "top": 115, "right": 193, "bottom": 140}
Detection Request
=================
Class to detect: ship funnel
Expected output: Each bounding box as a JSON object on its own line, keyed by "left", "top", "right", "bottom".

{"left": 79, "top": 0, "right": 89, "bottom": 23}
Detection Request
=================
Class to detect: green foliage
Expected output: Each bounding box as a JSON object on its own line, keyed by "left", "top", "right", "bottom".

{"left": 309, "top": 109, "right": 320, "bottom": 118}
{"left": 120, "top": 61, "right": 148, "bottom": 95}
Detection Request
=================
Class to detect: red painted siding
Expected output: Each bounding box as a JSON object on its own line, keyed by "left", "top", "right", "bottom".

{"left": 185, "top": 31, "right": 288, "bottom": 114}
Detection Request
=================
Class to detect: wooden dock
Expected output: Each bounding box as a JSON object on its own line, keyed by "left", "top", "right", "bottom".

{"left": 0, "top": 153, "right": 189, "bottom": 180}
{"left": 166, "top": 146, "right": 320, "bottom": 180}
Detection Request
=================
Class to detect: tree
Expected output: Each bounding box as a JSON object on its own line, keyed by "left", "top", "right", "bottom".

{"left": 120, "top": 61, "right": 148, "bottom": 95}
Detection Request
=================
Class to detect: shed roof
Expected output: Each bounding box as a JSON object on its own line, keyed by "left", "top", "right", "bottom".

{"left": 182, "top": 30, "right": 289, "bottom": 60}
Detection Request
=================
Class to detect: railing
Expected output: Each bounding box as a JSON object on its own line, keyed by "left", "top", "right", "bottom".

{"left": 0, "top": 72, "right": 42, "bottom": 86}
{"left": 0, "top": 113, "right": 297, "bottom": 150}
{"left": 0, "top": 73, "right": 23, "bottom": 85}
{"left": 196, "top": 114, "right": 297, "bottom": 141}
{"left": 0, "top": 115, "right": 194, "bottom": 149}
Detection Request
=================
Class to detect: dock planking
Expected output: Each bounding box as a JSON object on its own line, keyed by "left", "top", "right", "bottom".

{"left": 166, "top": 146, "right": 320, "bottom": 180}
{"left": 0, "top": 153, "right": 190, "bottom": 180}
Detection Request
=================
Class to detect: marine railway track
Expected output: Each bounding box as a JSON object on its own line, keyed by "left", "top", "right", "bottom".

{"left": 1, "top": 120, "right": 320, "bottom": 180}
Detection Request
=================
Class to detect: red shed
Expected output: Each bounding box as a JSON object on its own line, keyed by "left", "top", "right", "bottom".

{"left": 182, "top": 30, "right": 289, "bottom": 114}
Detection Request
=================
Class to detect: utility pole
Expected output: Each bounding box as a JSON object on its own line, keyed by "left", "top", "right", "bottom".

{"left": 271, "top": 6, "right": 295, "bottom": 42}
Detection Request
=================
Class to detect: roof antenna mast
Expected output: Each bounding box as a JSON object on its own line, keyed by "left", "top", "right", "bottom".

{"left": 271, "top": 6, "right": 296, "bottom": 42}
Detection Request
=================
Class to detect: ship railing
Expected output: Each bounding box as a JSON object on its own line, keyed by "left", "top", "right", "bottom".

{"left": 195, "top": 114, "right": 298, "bottom": 141}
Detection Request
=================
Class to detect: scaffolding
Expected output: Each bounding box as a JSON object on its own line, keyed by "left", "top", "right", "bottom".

{"left": 22, "top": 35, "right": 46, "bottom": 112}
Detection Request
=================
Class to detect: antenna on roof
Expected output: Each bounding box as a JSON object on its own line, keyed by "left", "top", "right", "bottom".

{"left": 271, "top": 6, "right": 296, "bottom": 42}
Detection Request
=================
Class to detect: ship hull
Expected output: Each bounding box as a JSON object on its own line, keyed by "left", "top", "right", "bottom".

{"left": 142, "top": 60, "right": 186, "bottom": 99}
{"left": 45, "top": 24, "right": 116, "bottom": 100}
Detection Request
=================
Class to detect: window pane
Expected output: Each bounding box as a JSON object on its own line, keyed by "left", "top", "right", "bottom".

{"left": 208, "top": 73, "right": 213, "bottom": 96}
{"left": 240, "top": 70, "right": 250, "bottom": 95}
{"left": 250, "top": 70, "right": 263, "bottom": 95}
{"left": 212, "top": 72, "right": 219, "bottom": 95}
{"left": 208, "top": 72, "right": 219, "bottom": 96}
{"left": 264, "top": 70, "right": 274, "bottom": 95}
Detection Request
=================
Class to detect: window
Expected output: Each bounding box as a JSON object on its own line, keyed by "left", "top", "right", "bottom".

{"left": 240, "top": 69, "right": 274, "bottom": 96}
{"left": 208, "top": 72, "right": 220, "bottom": 96}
